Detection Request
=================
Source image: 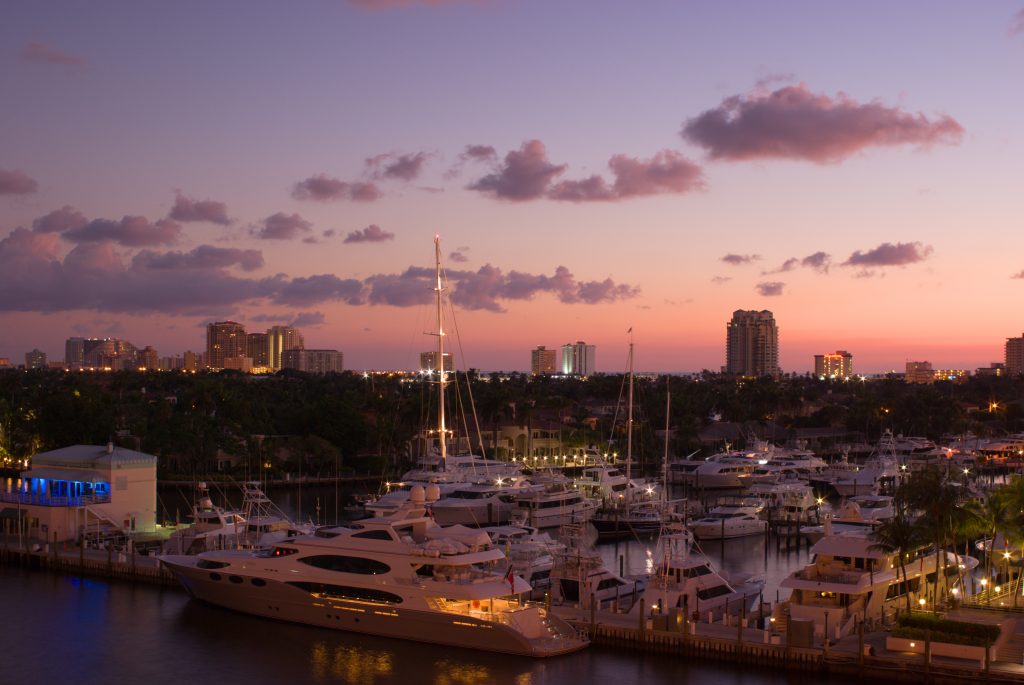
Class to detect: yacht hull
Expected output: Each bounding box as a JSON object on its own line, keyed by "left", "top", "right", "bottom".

{"left": 161, "top": 557, "right": 586, "bottom": 658}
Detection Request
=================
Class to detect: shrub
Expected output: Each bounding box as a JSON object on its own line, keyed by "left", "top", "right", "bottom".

{"left": 893, "top": 614, "right": 1000, "bottom": 646}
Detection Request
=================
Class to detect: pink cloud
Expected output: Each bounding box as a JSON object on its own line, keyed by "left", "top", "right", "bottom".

{"left": 720, "top": 253, "right": 761, "bottom": 265}
{"left": 168, "top": 191, "right": 231, "bottom": 225}
{"left": 460, "top": 145, "right": 497, "bottom": 162}
{"left": 63, "top": 216, "right": 182, "bottom": 247}
{"left": 449, "top": 246, "right": 469, "bottom": 262}
{"left": 133, "top": 245, "right": 264, "bottom": 272}
{"left": 549, "top": 150, "right": 703, "bottom": 201}
{"left": 1011, "top": 270, "right": 1024, "bottom": 280}
{"left": 366, "top": 152, "right": 430, "bottom": 181}
{"left": 682, "top": 84, "right": 964, "bottom": 163}
{"left": 254, "top": 212, "right": 313, "bottom": 240}
{"left": 32, "top": 206, "right": 88, "bottom": 233}
{"left": 344, "top": 224, "right": 395, "bottom": 243}
{"left": 21, "top": 41, "right": 86, "bottom": 67}
{"left": 801, "top": 251, "right": 832, "bottom": 273}
{"left": 292, "top": 174, "right": 382, "bottom": 202}
{"left": 842, "top": 241, "right": 933, "bottom": 267}
{"left": 1011, "top": 9, "right": 1024, "bottom": 35}
{"left": 711, "top": 276, "right": 731, "bottom": 284}
{"left": 348, "top": 0, "right": 476, "bottom": 9}
{"left": 467, "top": 140, "right": 568, "bottom": 201}
{"left": 756, "top": 281, "right": 785, "bottom": 296}
{"left": 0, "top": 168, "right": 39, "bottom": 195}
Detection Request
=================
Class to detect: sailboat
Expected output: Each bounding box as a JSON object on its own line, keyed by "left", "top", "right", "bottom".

{"left": 590, "top": 334, "right": 663, "bottom": 540}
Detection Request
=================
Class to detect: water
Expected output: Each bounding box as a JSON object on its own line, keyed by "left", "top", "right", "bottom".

{"left": 0, "top": 483, "right": 839, "bottom": 685}
{"left": 0, "top": 566, "right": 849, "bottom": 685}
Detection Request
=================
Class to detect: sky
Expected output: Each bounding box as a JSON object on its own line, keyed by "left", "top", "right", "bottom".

{"left": 1, "top": 0, "right": 1023, "bottom": 374}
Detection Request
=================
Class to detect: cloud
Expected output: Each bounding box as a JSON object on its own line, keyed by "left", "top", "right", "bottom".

{"left": 366, "top": 152, "right": 429, "bottom": 181}
{"left": 21, "top": 41, "right": 86, "bottom": 67}
{"left": 272, "top": 274, "right": 365, "bottom": 307}
{"left": 548, "top": 150, "right": 704, "bottom": 201}
{"left": 756, "top": 281, "right": 785, "bottom": 296}
{"left": 801, "top": 251, "right": 832, "bottom": 273}
{"left": 254, "top": 212, "right": 312, "bottom": 240}
{"left": 0, "top": 168, "right": 39, "bottom": 195}
{"left": 63, "top": 216, "right": 182, "bottom": 247}
{"left": 133, "top": 245, "right": 264, "bottom": 272}
{"left": 1011, "top": 9, "right": 1024, "bottom": 35}
{"left": 322, "top": 229, "right": 336, "bottom": 238}
{"left": 762, "top": 257, "right": 799, "bottom": 275}
{"left": 168, "top": 191, "right": 231, "bottom": 225}
{"left": 681, "top": 84, "right": 964, "bottom": 163}
{"left": 841, "top": 241, "right": 933, "bottom": 267}
{"left": 449, "top": 246, "right": 469, "bottom": 263}
{"left": 365, "top": 263, "right": 639, "bottom": 312}
{"left": 720, "top": 253, "right": 761, "bottom": 265}
{"left": 290, "top": 311, "right": 326, "bottom": 328}
{"left": 32, "top": 206, "right": 87, "bottom": 233}
{"left": 711, "top": 276, "right": 732, "bottom": 284}
{"left": 460, "top": 145, "right": 497, "bottom": 162}
{"left": 1011, "top": 271, "right": 1024, "bottom": 280}
{"left": 292, "top": 174, "right": 382, "bottom": 202}
{"left": 343, "top": 224, "right": 395, "bottom": 244}
{"left": 467, "top": 140, "right": 568, "bottom": 201}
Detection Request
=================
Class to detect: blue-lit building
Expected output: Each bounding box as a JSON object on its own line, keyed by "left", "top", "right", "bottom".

{"left": 0, "top": 443, "right": 157, "bottom": 542}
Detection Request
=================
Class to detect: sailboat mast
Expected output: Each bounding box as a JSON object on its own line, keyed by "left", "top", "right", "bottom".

{"left": 663, "top": 376, "right": 670, "bottom": 499}
{"left": 434, "top": 235, "right": 447, "bottom": 472}
{"left": 626, "top": 334, "right": 634, "bottom": 487}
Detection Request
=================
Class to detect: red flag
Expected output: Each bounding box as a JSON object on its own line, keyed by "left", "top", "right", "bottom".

{"left": 505, "top": 566, "right": 515, "bottom": 592}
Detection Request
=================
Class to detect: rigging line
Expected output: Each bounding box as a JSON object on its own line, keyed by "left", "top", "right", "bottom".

{"left": 605, "top": 350, "right": 631, "bottom": 461}
{"left": 440, "top": 261, "right": 488, "bottom": 460}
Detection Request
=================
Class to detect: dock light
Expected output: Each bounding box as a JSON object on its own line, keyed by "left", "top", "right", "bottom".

{"left": 646, "top": 487, "right": 654, "bottom": 495}
{"left": 919, "top": 598, "right": 926, "bottom": 608}
{"left": 496, "top": 478, "right": 504, "bottom": 486}
{"left": 910, "top": 642, "right": 916, "bottom": 648}
{"left": 951, "top": 588, "right": 959, "bottom": 597}
{"left": 996, "top": 586, "right": 1002, "bottom": 593}
{"left": 981, "top": 579, "right": 988, "bottom": 587}
{"left": 769, "top": 617, "right": 776, "bottom": 623}
{"left": 1004, "top": 551, "right": 1012, "bottom": 560}
{"left": 964, "top": 468, "right": 970, "bottom": 475}
{"left": 816, "top": 497, "right": 824, "bottom": 506}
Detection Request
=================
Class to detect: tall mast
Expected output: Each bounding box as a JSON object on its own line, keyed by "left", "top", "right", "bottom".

{"left": 434, "top": 235, "right": 447, "bottom": 472}
{"left": 626, "top": 331, "right": 634, "bottom": 491}
{"left": 663, "top": 376, "right": 670, "bottom": 501}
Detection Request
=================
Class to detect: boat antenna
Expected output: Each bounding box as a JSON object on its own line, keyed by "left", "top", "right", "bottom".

{"left": 434, "top": 235, "right": 447, "bottom": 472}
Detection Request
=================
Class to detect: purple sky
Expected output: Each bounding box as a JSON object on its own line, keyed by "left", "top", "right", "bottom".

{"left": 2, "top": 1, "right": 1023, "bottom": 372}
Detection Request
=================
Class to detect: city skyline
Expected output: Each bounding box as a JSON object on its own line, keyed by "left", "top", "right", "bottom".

{"left": 2, "top": 2, "right": 1024, "bottom": 373}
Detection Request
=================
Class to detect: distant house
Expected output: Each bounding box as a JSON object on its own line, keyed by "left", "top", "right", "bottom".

{"left": 0, "top": 443, "right": 157, "bottom": 543}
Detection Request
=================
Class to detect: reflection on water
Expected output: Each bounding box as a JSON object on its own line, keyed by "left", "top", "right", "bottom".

{"left": 310, "top": 642, "right": 393, "bottom": 684}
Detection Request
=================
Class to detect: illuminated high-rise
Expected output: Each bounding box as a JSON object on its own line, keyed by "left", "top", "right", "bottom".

{"left": 560, "top": 341, "right": 595, "bottom": 377}
{"left": 267, "top": 326, "right": 304, "bottom": 371}
{"left": 1006, "top": 334, "right": 1024, "bottom": 377}
{"left": 531, "top": 346, "right": 556, "bottom": 376}
{"left": 725, "top": 310, "right": 779, "bottom": 378}
{"left": 206, "top": 321, "right": 246, "bottom": 370}
{"left": 814, "top": 351, "right": 853, "bottom": 380}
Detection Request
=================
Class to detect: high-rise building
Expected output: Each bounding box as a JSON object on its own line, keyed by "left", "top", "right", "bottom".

{"left": 814, "top": 351, "right": 853, "bottom": 380}
{"left": 25, "top": 348, "right": 47, "bottom": 369}
{"left": 0, "top": 358, "right": 10, "bottom": 368}
{"left": 81, "top": 338, "right": 137, "bottom": 369}
{"left": 283, "top": 349, "right": 343, "bottom": 374}
{"left": 905, "top": 361, "right": 935, "bottom": 384}
{"left": 246, "top": 332, "right": 269, "bottom": 367}
{"left": 725, "top": 310, "right": 779, "bottom": 378}
{"left": 65, "top": 337, "right": 86, "bottom": 369}
{"left": 267, "top": 326, "right": 304, "bottom": 371}
{"left": 1006, "top": 333, "right": 1024, "bottom": 376}
{"left": 183, "top": 350, "right": 198, "bottom": 372}
{"left": 139, "top": 346, "right": 159, "bottom": 370}
{"left": 206, "top": 321, "right": 246, "bottom": 370}
{"left": 560, "top": 341, "right": 595, "bottom": 376}
{"left": 420, "top": 351, "right": 453, "bottom": 372}
{"left": 531, "top": 346, "right": 556, "bottom": 376}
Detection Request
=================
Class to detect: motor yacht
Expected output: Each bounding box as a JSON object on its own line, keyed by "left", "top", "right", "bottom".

{"left": 687, "top": 504, "right": 767, "bottom": 540}
{"left": 162, "top": 483, "right": 246, "bottom": 555}
{"left": 514, "top": 482, "right": 598, "bottom": 529}
{"left": 428, "top": 479, "right": 540, "bottom": 526}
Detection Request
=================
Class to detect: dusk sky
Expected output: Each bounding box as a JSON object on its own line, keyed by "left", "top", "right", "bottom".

{"left": 2, "top": 1, "right": 1023, "bottom": 373}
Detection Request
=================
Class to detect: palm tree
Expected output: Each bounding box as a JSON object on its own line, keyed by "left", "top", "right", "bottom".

{"left": 898, "top": 468, "right": 962, "bottom": 606}
{"left": 870, "top": 511, "right": 926, "bottom": 614}
{"left": 966, "top": 490, "right": 1014, "bottom": 592}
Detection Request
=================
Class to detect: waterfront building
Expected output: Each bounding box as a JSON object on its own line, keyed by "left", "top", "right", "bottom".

{"left": 283, "top": 348, "right": 343, "bottom": 374}
{"left": 246, "top": 332, "right": 269, "bottom": 367}
{"left": 267, "top": 325, "right": 304, "bottom": 371}
{"left": 725, "top": 310, "right": 779, "bottom": 378}
{"left": 561, "top": 341, "right": 595, "bottom": 376}
{"left": 25, "top": 348, "right": 47, "bottom": 369}
{"left": 420, "top": 350, "right": 453, "bottom": 372}
{"left": 905, "top": 361, "right": 935, "bottom": 384}
{"left": 206, "top": 321, "right": 246, "bottom": 370}
{"left": 933, "top": 368, "right": 970, "bottom": 383}
{"left": 138, "top": 346, "right": 159, "bottom": 370}
{"left": 1, "top": 443, "right": 158, "bottom": 542}
{"left": 1007, "top": 333, "right": 1024, "bottom": 376}
{"left": 65, "top": 337, "right": 86, "bottom": 369}
{"left": 976, "top": 362, "right": 1005, "bottom": 377}
{"left": 183, "top": 350, "right": 198, "bottom": 372}
{"left": 813, "top": 350, "right": 853, "bottom": 380}
{"left": 223, "top": 356, "right": 253, "bottom": 373}
{"left": 159, "top": 356, "right": 184, "bottom": 371}
{"left": 531, "top": 346, "right": 556, "bottom": 376}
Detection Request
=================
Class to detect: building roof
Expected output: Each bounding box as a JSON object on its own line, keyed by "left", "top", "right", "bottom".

{"left": 29, "top": 444, "right": 157, "bottom": 470}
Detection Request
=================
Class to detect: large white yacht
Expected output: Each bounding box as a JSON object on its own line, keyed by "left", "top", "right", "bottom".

{"left": 162, "top": 485, "right": 587, "bottom": 657}
{"left": 636, "top": 526, "right": 764, "bottom": 622}
{"left": 775, "top": 531, "right": 977, "bottom": 641}
{"left": 687, "top": 504, "right": 767, "bottom": 540}
{"left": 162, "top": 483, "right": 246, "bottom": 555}
{"left": 429, "top": 479, "right": 540, "bottom": 526}
{"left": 514, "top": 482, "right": 598, "bottom": 529}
